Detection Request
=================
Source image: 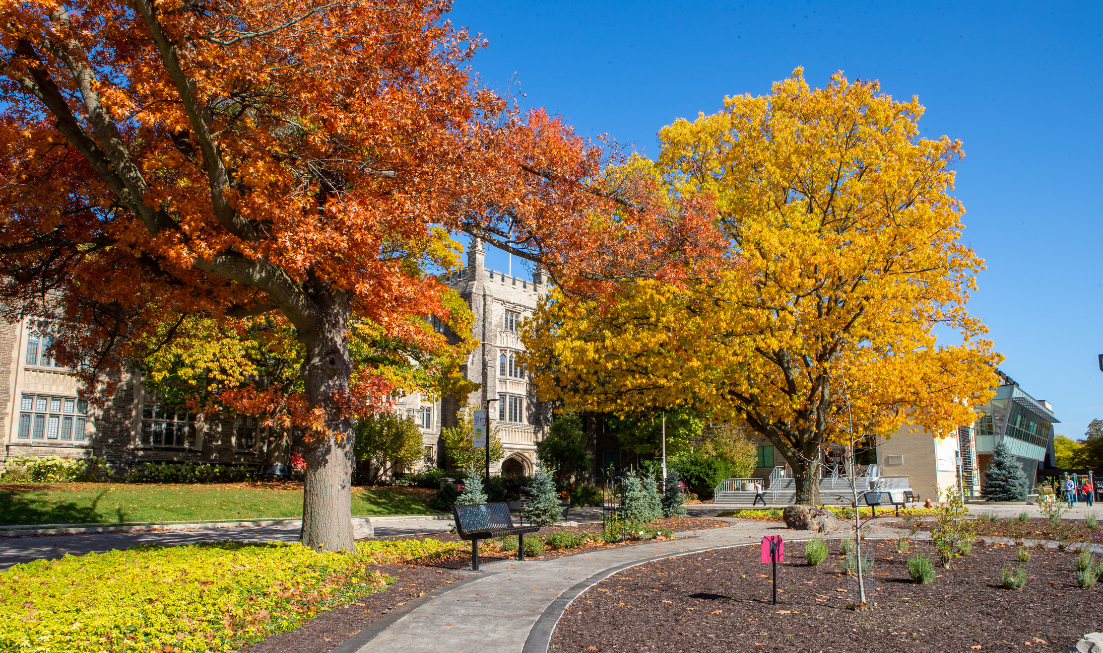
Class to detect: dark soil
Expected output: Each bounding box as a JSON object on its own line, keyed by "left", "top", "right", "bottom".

{"left": 891, "top": 515, "right": 1103, "bottom": 545}
{"left": 244, "top": 563, "right": 465, "bottom": 653}
{"left": 551, "top": 539, "right": 1102, "bottom": 652}
{"left": 375, "top": 517, "right": 730, "bottom": 569}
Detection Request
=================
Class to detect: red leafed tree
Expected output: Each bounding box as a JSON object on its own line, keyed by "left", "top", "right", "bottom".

{"left": 0, "top": 1, "right": 718, "bottom": 549}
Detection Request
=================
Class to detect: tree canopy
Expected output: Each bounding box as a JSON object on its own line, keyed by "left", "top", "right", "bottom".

{"left": 524, "top": 69, "right": 1002, "bottom": 503}
{"left": 0, "top": 0, "right": 718, "bottom": 549}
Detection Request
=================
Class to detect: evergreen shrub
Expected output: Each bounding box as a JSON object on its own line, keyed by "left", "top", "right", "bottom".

{"left": 661, "top": 469, "right": 688, "bottom": 518}
{"left": 525, "top": 466, "right": 563, "bottom": 526}
{"left": 805, "top": 538, "right": 827, "bottom": 566}
{"left": 907, "top": 554, "right": 935, "bottom": 584}
{"left": 455, "top": 467, "right": 488, "bottom": 505}
{"left": 1000, "top": 565, "right": 1027, "bottom": 589}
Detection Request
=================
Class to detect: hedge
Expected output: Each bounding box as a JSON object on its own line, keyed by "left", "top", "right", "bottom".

{"left": 0, "top": 538, "right": 465, "bottom": 652}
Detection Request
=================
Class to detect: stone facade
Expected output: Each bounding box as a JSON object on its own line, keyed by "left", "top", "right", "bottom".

{"left": 394, "top": 238, "right": 550, "bottom": 476}
{"left": 0, "top": 316, "right": 285, "bottom": 469}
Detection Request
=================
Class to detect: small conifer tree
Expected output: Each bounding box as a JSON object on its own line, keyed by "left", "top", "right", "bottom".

{"left": 526, "top": 465, "right": 563, "bottom": 526}
{"left": 662, "top": 469, "right": 688, "bottom": 517}
{"left": 982, "top": 440, "right": 1029, "bottom": 502}
{"left": 623, "top": 471, "right": 662, "bottom": 523}
{"left": 456, "top": 466, "right": 488, "bottom": 505}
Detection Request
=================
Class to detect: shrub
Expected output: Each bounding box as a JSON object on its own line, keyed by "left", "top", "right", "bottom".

{"left": 671, "top": 451, "right": 732, "bottom": 499}
{"left": 429, "top": 484, "right": 458, "bottom": 511}
{"left": 526, "top": 466, "right": 564, "bottom": 526}
{"left": 353, "top": 412, "right": 424, "bottom": 485}
{"left": 1078, "top": 551, "right": 1095, "bottom": 572}
{"left": 545, "top": 530, "right": 589, "bottom": 550}
{"left": 1000, "top": 565, "right": 1027, "bottom": 590}
{"left": 767, "top": 508, "right": 783, "bottom": 520}
{"left": 1017, "top": 547, "right": 1031, "bottom": 563}
{"left": 566, "top": 483, "right": 603, "bottom": 508}
{"left": 1088, "top": 514, "right": 1098, "bottom": 529}
{"left": 535, "top": 412, "right": 592, "bottom": 481}
{"left": 496, "top": 535, "right": 519, "bottom": 552}
{"left": 907, "top": 554, "right": 935, "bottom": 584}
{"left": 845, "top": 550, "right": 874, "bottom": 575}
{"left": 0, "top": 455, "right": 108, "bottom": 483}
{"left": 455, "top": 466, "right": 488, "bottom": 505}
{"left": 399, "top": 468, "right": 452, "bottom": 489}
{"left": 118, "top": 461, "right": 252, "bottom": 484}
{"left": 931, "top": 487, "right": 974, "bottom": 568}
{"left": 1036, "top": 486, "right": 1068, "bottom": 524}
{"left": 976, "top": 512, "right": 997, "bottom": 524}
{"left": 896, "top": 538, "right": 910, "bottom": 554}
{"left": 804, "top": 538, "right": 827, "bottom": 566}
{"left": 1078, "top": 568, "right": 1098, "bottom": 589}
{"left": 661, "top": 469, "right": 688, "bottom": 518}
{"left": 524, "top": 535, "right": 545, "bottom": 557}
{"left": 1018, "top": 511, "right": 1030, "bottom": 523}
{"left": 622, "top": 472, "right": 662, "bottom": 524}
{"left": 839, "top": 537, "right": 853, "bottom": 555}
{"left": 956, "top": 540, "right": 972, "bottom": 556}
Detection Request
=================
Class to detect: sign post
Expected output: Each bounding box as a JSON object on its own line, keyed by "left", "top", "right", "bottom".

{"left": 473, "top": 409, "right": 488, "bottom": 480}
{"left": 760, "top": 535, "right": 784, "bottom": 605}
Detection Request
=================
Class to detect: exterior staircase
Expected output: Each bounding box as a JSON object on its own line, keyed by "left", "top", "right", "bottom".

{"left": 712, "top": 473, "right": 911, "bottom": 506}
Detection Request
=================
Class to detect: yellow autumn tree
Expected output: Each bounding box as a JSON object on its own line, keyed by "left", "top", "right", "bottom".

{"left": 524, "top": 69, "right": 1002, "bottom": 503}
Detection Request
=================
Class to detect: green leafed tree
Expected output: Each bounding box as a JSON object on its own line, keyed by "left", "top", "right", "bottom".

{"left": 1053, "top": 435, "right": 1083, "bottom": 469}
{"left": 535, "top": 412, "right": 592, "bottom": 481}
{"left": 353, "top": 412, "right": 426, "bottom": 485}
{"left": 607, "top": 409, "right": 701, "bottom": 457}
{"left": 982, "top": 440, "right": 1030, "bottom": 502}
{"left": 440, "top": 406, "right": 505, "bottom": 470}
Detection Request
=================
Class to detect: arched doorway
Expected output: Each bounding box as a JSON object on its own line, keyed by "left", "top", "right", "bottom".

{"left": 501, "top": 456, "right": 526, "bottom": 479}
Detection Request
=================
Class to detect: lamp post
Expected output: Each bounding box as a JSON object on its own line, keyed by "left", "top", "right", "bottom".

{"left": 661, "top": 412, "right": 667, "bottom": 491}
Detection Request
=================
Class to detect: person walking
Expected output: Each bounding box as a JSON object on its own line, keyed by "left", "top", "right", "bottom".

{"left": 1084, "top": 479, "right": 1095, "bottom": 508}
{"left": 1065, "top": 476, "right": 1077, "bottom": 508}
{"left": 753, "top": 480, "right": 767, "bottom": 507}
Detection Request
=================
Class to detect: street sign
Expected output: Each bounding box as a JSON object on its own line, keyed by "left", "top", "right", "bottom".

{"left": 761, "top": 535, "right": 784, "bottom": 605}
{"left": 760, "top": 536, "right": 784, "bottom": 563}
{"left": 473, "top": 409, "right": 487, "bottom": 448}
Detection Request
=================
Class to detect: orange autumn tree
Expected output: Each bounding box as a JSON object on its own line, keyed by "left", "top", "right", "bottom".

{"left": 0, "top": 1, "right": 718, "bottom": 550}
{"left": 524, "top": 70, "right": 1002, "bottom": 504}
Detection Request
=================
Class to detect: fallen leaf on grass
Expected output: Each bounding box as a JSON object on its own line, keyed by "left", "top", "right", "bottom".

{"left": 710, "top": 610, "right": 722, "bottom": 614}
{"left": 1034, "top": 638, "right": 1048, "bottom": 644}
{"left": 661, "top": 600, "right": 672, "bottom": 603}
{"left": 586, "top": 648, "right": 598, "bottom": 652}
{"left": 776, "top": 610, "right": 796, "bottom": 614}
{"left": 970, "top": 646, "right": 981, "bottom": 650}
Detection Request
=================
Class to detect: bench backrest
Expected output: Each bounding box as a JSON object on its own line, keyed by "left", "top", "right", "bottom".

{"left": 453, "top": 502, "right": 514, "bottom": 537}
{"left": 865, "top": 491, "right": 884, "bottom": 506}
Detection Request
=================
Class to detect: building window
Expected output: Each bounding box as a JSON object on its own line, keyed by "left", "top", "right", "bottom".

{"left": 499, "top": 395, "right": 523, "bottom": 423}
{"left": 234, "top": 416, "right": 257, "bottom": 450}
{"left": 25, "top": 332, "right": 64, "bottom": 367}
{"left": 756, "top": 445, "right": 775, "bottom": 468}
{"left": 141, "top": 404, "right": 196, "bottom": 447}
{"left": 499, "top": 352, "right": 524, "bottom": 379}
{"left": 424, "top": 445, "right": 434, "bottom": 465}
{"left": 499, "top": 352, "right": 507, "bottom": 376}
{"left": 504, "top": 311, "right": 519, "bottom": 332}
{"left": 419, "top": 406, "right": 432, "bottom": 429}
{"left": 19, "top": 393, "right": 87, "bottom": 441}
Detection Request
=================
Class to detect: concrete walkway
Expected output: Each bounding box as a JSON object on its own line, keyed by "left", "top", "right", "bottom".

{"left": 0, "top": 515, "right": 455, "bottom": 570}
{"left": 341, "top": 519, "right": 906, "bottom": 653}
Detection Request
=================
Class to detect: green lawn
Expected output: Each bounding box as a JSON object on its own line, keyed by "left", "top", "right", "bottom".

{"left": 0, "top": 482, "right": 441, "bottom": 526}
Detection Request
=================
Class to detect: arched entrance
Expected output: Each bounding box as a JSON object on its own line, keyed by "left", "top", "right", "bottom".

{"left": 501, "top": 456, "right": 527, "bottom": 479}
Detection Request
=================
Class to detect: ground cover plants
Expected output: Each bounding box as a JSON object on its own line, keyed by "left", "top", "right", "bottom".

{"left": 893, "top": 515, "right": 1103, "bottom": 546}
{"left": 719, "top": 507, "right": 936, "bottom": 521}
{"left": 550, "top": 539, "right": 1103, "bottom": 652}
{"left": 0, "top": 483, "right": 440, "bottom": 526}
{"left": 0, "top": 538, "right": 463, "bottom": 653}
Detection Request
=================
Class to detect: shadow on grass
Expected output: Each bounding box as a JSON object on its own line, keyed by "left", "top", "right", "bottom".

{"left": 354, "top": 488, "right": 442, "bottom": 516}
{"left": 0, "top": 486, "right": 112, "bottom": 526}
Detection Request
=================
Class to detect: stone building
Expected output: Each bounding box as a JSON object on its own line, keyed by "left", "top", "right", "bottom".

{"left": 395, "top": 238, "right": 551, "bottom": 477}
{"left": 0, "top": 318, "right": 286, "bottom": 468}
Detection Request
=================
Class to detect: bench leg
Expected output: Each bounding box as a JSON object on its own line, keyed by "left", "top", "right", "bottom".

{"left": 518, "top": 533, "right": 525, "bottom": 561}
{"left": 472, "top": 539, "right": 479, "bottom": 572}
{"left": 871, "top": 505, "right": 876, "bottom": 518}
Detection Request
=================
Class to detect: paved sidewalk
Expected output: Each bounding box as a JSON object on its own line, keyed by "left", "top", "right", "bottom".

{"left": 347, "top": 519, "right": 888, "bottom": 653}
{"left": 0, "top": 515, "right": 455, "bottom": 570}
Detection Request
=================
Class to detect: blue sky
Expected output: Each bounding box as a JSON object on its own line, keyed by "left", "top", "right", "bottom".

{"left": 447, "top": 1, "right": 1103, "bottom": 440}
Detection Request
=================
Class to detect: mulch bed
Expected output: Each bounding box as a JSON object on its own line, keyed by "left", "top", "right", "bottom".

{"left": 374, "top": 517, "right": 730, "bottom": 569}
{"left": 551, "top": 539, "right": 1103, "bottom": 652}
{"left": 245, "top": 517, "right": 728, "bottom": 651}
{"left": 244, "top": 563, "right": 466, "bottom": 653}
{"left": 890, "top": 515, "right": 1103, "bottom": 545}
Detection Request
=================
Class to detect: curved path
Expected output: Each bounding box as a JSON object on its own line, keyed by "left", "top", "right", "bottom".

{"left": 341, "top": 519, "right": 906, "bottom": 653}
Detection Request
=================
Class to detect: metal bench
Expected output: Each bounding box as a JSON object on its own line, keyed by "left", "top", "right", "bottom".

{"left": 452, "top": 503, "right": 540, "bottom": 571}
{"left": 864, "top": 491, "right": 906, "bottom": 517}
{"left": 903, "top": 490, "right": 921, "bottom": 506}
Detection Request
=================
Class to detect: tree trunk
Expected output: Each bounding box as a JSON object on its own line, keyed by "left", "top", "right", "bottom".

{"left": 787, "top": 441, "right": 822, "bottom": 506}
{"left": 298, "top": 287, "right": 357, "bottom": 552}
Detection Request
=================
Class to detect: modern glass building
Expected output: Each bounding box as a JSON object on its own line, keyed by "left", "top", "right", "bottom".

{"left": 959, "top": 371, "right": 1059, "bottom": 495}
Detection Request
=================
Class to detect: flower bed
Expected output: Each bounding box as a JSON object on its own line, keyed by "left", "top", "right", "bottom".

{"left": 552, "top": 539, "right": 1103, "bottom": 651}
{"left": 0, "top": 538, "right": 464, "bottom": 652}
{"left": 720, "top": 506, "right": 937, "bottom": 521}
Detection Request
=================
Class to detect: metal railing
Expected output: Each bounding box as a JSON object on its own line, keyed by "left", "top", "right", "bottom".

{"left": 713, "top": 478, "right": 762, "bottom": 496}
{"left": 768, "top": 466, "right": 789, "bottom": 502}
